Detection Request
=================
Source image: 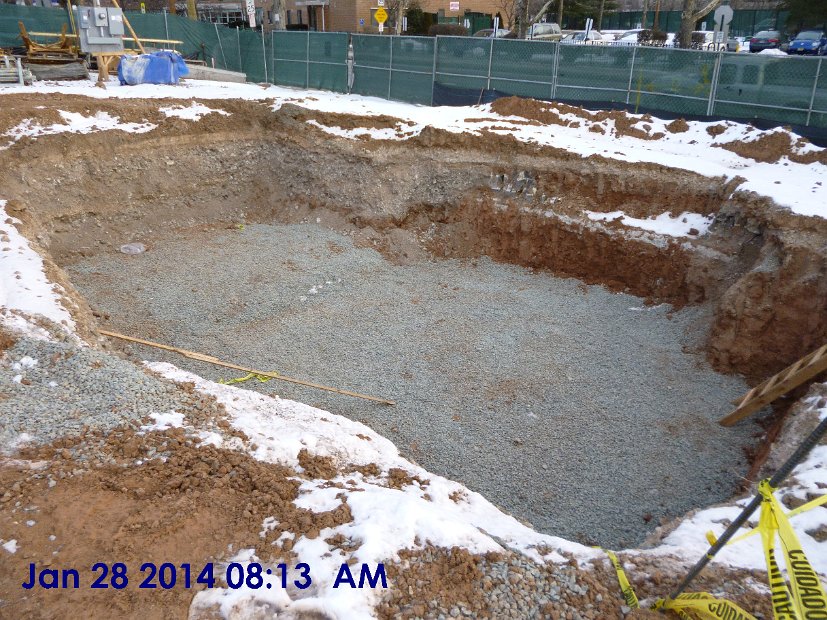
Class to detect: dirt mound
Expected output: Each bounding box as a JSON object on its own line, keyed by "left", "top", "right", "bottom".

{"left": 0, "top": 421, "right": 355, "bottom": 619}
{"left": 716, "top": 131, "right": 827, "bottom": 165}
{"left": 489, "top": 96, "right": 664, "bottom": 140}
{"left": 666, "top": 119, "right": 690, "bottom": 133}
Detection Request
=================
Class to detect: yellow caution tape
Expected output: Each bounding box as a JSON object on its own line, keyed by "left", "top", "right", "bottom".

{"left": 757, "top": 479, "right": 827, "bottom": 620}
{"left": 706, "top": 492, "right": 827, "bottom": 548}
{"left": 654, "top": 592, "right": 757, "bottom": 620}
{"left": 602, "top": 549, "right": 639, "bottom": 609}
{"left": 219, "top": 371, "right": 278, "bottom": 385}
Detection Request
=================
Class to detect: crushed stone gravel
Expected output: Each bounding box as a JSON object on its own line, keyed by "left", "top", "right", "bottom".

{"left": 0, "top": 336, "right": 198, "bottom": 451}
{"left": 65, "top": 222, "right": 759, "bottom": 547}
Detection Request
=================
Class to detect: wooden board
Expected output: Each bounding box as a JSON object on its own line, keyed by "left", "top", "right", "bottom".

{"left": 719, "top": 343, "right": 827, "bottom": 426}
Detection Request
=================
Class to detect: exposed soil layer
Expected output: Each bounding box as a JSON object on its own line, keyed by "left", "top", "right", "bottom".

{"left": 1, "top": 94, "right": 824, "bottom": 383}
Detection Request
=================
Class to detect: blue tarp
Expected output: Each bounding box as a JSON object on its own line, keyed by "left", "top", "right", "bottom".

{"left": 118, "top": 51, "right": 189, "bottom": 86}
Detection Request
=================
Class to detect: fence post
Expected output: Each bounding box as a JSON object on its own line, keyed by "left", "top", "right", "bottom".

{"left": 626, "top": 45, "right": 637, "bottom": 105}
{"left": 486, "top": 36, "right": 494, "bottom": 90}
{"left": 163, "top": 9, "right": 169, "bottom": 42}
{"left": 707, "top": 49, "right": 723, "bottom": 117}
{"left": 236, "top": 26, "right": 242, "bottom": 74}
{"left": 261, "top": 28, "right": 268, "bottom": 83}
{"left": 271, "top": 30, "right": 275, "bottom": 86}
{"left": 215, "top": 23, "right": 227, "bottom": 69}
{"left": 807, "top": 57, "right": 822, "bottom": 127}
{"left": 387, "top": 35, "right": 393, "bottom": 99}
{"left": 430, "top": 36, "right": 438, "bottom": 106}
{"left": 306, "top": 30, "right": 310, "bottom": 88}
{"left": 551, "top": 41, "right": 559, "bottom": 101}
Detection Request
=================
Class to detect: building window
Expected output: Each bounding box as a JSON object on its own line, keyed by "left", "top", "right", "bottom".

{"left": 287, "top": 9, "right": 292, "bottom": 24}
{"left": 297, "top": 9, "right": 303, "bottom": 24}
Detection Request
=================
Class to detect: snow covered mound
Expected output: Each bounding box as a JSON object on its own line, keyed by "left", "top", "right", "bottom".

{"left": 3, "top": 77, "right": 826, "bottom": 218}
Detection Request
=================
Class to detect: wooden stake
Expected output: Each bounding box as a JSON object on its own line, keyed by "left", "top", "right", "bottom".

{"left": 99, "top": 329, "right": 396, "bottom": 406}
{"left": 109, "top": 0, "right": 145, "bottom": 54}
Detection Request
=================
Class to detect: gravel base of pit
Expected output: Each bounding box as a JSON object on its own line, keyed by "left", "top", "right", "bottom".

{"left": 66, "top": 222, "right": 759, "bottom": 548}
{"left": 0, "top": 336, "right": 199, "bottom": 451}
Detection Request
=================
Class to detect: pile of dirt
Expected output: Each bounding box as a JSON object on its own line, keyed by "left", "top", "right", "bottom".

{"left": 0, "top": 417, "right": 359, "bottom": 618}
{"left": 489, "top": 97, "right": 665, "bottom": 140}
{"left": 716, "top": 130, "right": 827, "bottom": 165}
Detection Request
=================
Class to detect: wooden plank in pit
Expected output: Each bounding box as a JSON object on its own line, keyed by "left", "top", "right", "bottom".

{"left": 719, "top": 343, "right": 827, "bottom": 426}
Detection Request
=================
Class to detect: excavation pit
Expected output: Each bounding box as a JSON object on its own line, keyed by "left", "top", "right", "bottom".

{"left": 5, "top": 95, "right": 826, "bottom": 554}
{"left": 66, "top": 221, "right": 755, "bottom": 548}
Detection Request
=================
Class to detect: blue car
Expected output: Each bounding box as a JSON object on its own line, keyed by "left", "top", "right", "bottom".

{"left": 787, "top": 30, "right": 827, "bottom": 55}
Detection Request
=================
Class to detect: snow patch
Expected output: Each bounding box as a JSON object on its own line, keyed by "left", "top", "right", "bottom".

{"left": 159, "top": 101, "right": 232, "bottom": 120}
{"left": 148, "top": 362, "right": 598, "bottom": 619}
{"left": 2, "top": 539, "right": 18, "bottom": 554}
{"left": 4, "top": 111, "right": 155, "bottom": 144}
{"left": 585, "top": 210, "right": 714, "bottom": 237}
{"left": 0, "top": 200, "right": 76, "bottom": 337}
{"left": 141, "top": 411, "right": 185, "bottom": 432}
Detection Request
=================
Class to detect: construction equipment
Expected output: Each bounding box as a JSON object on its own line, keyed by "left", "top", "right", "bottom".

{"left": 719, "top": 343, "right": 827, "bottom": 426}
{"left": 18, "top": 21, "right": 79, "bottom": 63}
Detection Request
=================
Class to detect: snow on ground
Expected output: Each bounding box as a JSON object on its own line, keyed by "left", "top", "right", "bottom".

{"left": 148, "top": 362, "right": 598, "bottom": 619}
{"left": 2, "top": 110, "right": 155, "bottom": 148}
{"left": 0, "top": 199, "right": 75, "bottom": 338}
{"left": 585, "top": 210, "right": 715, "bottom": 237}
{"left": 641, "top": 398, "right": 827, "bottom": 577}
{"left": 159, "top": 101, "right": 231, "bottom": 120}
{"left": 2, "top": 77, "right": 826, "bottom": 218}
{"left": 1, "top": 539, "right": 18, "bottom": 554}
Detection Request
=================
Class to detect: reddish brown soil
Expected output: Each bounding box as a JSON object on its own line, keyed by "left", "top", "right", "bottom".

{"left": 716, "top": 131, "right": 827, "bottom": 165}
{"left": 666, "top": 119, "right": 690, "bottom": 133}
{"left": 0, "top": 425, "right": 354, "bottom": 619}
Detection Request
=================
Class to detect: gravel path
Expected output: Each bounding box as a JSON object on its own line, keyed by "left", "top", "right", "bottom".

{"left": 66, "top": 223, "right": 758, "bottom": 547}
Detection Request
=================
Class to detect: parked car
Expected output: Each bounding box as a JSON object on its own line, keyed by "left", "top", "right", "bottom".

{"left": 560, "top": 30, "right": 607, "bottom": 45}
{"left": 526, "top": 22, "right": 562, "bottom": 41}
{"left": 611, "top": 29, "right": 642, "bottom": 46}
{"left": 787, "top": 30, "right": 827, "bottom": 55}
{"left": 472, "top": 28, "right": 511, "bottom": 38}
{"left": 749, "top": 30, "right": 787, "bottom": 53}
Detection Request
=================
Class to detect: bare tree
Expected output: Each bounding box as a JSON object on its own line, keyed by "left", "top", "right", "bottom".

{"left": 556, "top": 0, "right": 564, "bottom": 27}
{"left": 597, "top": 0, "right": 607, "bottom": 29}
{"left": 384, "top": 0, "right": 411, "bottom": 34}
{"left": 678, "top": 0, "right": 722, "bottom": 47}
{"left": 496, "top": 0, "right": 518, "bottom": 29}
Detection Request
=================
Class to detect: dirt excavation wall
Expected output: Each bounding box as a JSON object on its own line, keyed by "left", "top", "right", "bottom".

{"left": 1, "top": 95, "right": 825, "bottom": 386}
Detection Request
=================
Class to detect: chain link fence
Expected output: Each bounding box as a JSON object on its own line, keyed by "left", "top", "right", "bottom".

{"left": 1, "top": 5, "right": 826, "bottom": 132}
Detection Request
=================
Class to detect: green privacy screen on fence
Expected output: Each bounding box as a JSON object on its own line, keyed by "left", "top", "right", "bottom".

{"left": 1, "top": 4, "right": 826, "bottom": 131}
{"left": 272, "top": 31, "right": 347, "bottom": 92}
{"left": 351, "top": 35, "right": 433, "bottom": 104}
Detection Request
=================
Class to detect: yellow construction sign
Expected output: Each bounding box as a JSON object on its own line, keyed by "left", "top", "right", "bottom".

{"left": 374, "top": 7, "right": 388, "bottom": 23}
